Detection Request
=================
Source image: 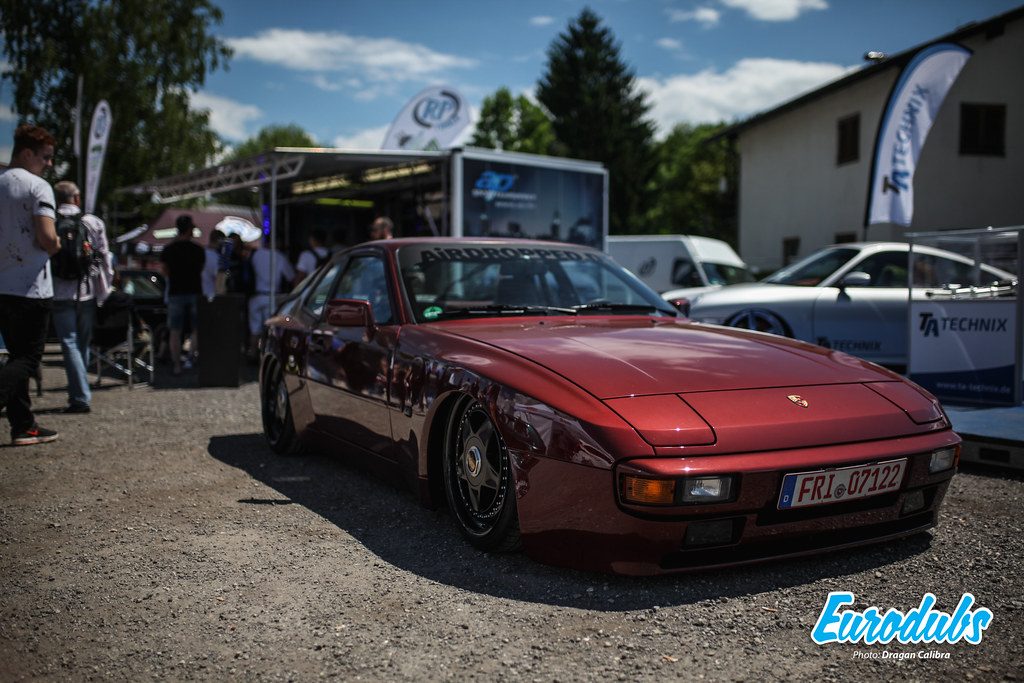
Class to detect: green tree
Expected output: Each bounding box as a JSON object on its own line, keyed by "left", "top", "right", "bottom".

{"left": 0, "top": 0, "right": 231, "bottom": 225}
{"left": 645, "top": 122, "right": 738, "bottom": 245}
{"left": 228, "top": 123, "right": 318, "bottom": 160}
{"left": 537, "top": 8, "right": 657, "bottom": 234}
{"left": 470, "top": 87, "right": 559, "bottom": 155}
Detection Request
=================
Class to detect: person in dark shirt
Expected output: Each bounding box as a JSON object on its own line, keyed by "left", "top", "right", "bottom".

{"left": 159, "top": 215, "right": 206, "bottom": 375}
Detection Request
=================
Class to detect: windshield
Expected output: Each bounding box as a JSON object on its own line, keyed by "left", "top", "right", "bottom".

{"left": 701, "top": 262, "right": 755, "bottom": 286}
{"left": 397, "top": 243, "right": 678, "bottom": 322}
{"left": 763, "top": 247, "right": 860, "bottom": 286}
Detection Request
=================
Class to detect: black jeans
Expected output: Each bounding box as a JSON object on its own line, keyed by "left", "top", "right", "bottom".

{"left": 0, "top": 295, "right": 51, "bottom": 435}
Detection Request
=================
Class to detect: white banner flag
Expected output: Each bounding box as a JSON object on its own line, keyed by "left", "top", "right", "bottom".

{"left": 866, "top": 43, "right": 970, "bottom": 227}
{"left": 85, "top": 100, "right": 112, "bottom": 215}
{"left": 382, "top": 86, "right": 470, "bottom": 151}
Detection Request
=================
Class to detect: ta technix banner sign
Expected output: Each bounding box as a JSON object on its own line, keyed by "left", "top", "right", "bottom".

{"left": 382, "top": 86, "right": 470, "bottom": 152}
{"left": 85, "top": 100, "right": 112, "bottom": 215}
{"left": 908, "top": 299, "right": 1016, "bottom": 405}
{"left": 866, "top": 43, "right": 971, "bottom": 227}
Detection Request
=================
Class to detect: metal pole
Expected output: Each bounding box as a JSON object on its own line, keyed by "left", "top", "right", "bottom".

{"left": 451, "top": 151, "right": 462, "bottom": 238}
{"left": 1016, "top": 229, "right": 1023, "bottom": 405}
{"left": 270, "top": 155, "right": 278, "bottom": 308}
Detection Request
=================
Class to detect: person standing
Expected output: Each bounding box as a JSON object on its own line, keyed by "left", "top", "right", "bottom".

{"left": 51, "top": 180, "right": 114, "bottom": 413}
{"left": 369, "top": 216, "right": 394, "bottom": 240}
{"left": 159, "top": 215, "right": 205, "bottom": 375}
{"left": 294, "top": 228, "right": 329, "bottom": 284}
{"left": 0, "top": 124, "right": 61, "bottom": 445}
{"left": 247, "top": 234, "right": 295, "bottom": 357}
{"left": 202, "top": 229, "right": 226, "bottom": 300}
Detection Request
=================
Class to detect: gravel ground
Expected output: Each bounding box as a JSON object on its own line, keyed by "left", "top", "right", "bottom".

{"left": 1, "top": 352, "right": 1022, "bottom": 682}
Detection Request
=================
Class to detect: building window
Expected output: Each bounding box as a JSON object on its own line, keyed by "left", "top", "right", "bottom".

{"left": 836, "top": 114, "right": 859, "bottom": 165}
{"left": 834, "top": 232, "right": 856, "bottom": 244}
{"left": 783, "top": 237, "right": 800, "bottom": 266}
{"left": 960, "top": 103, "right": 1006, "bottom": 156}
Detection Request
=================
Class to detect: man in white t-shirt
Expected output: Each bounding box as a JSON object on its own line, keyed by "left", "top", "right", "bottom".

{"left": 248, "top": 235, "right": 295, "bottom": 356}
{"left": 0, "top": 124, "right": 62, "bottom": 445}
{"left": 294, "top": 229, "right": 329, "bottom": 284}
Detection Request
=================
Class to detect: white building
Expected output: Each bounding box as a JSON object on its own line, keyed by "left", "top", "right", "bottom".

{"left": 730, "top": 6, "right": 1024, "bottom": 274}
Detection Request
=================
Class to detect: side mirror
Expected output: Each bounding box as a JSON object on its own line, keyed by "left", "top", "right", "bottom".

{"left": 839, "top": 271, "right": 871, "bottom": 289}
{"left": 325, "top": 298, "right": 375, "bottom": 329}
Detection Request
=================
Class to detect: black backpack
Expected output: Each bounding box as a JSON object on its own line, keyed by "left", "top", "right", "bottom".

{"left": 51, "top": 213, "right": 94, "bottom": 281}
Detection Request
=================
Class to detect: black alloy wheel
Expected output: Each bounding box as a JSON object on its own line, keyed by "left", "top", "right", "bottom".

{"left": 443, "top": 397, "right": 521, "bottom": 552}
{"left": 261, "top": 362, "right": 302, "bottom": 456}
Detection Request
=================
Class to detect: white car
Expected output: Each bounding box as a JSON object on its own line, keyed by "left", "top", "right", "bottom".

{"left": 685, "top": 242, "right": 1014, "bottom": 367}
{"left": 607, "top": 235, "right": 754, "bottom": 298}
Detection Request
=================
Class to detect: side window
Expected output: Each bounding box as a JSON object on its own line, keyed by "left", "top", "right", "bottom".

{"left": 671, "top": 259, "right": 703, "bottom": 287}
{"left": 304, "top": 261, "right": 344, "bottom": 318}
{"left": 851, "top": 251, "right": 908, "bottom": 288}
{"left": 334, "top": 255, "right": 393, "bottom": 324}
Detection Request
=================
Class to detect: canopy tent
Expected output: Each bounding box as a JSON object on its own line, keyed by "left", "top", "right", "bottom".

{"left": 120, "top": 205, "right": 263, "bottom": 253}
{"left": 115, "top": 147, "right": 449, "bottom": 301}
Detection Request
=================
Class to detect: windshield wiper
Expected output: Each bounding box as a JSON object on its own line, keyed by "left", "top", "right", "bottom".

{"left": 571, "top": 302, "right": 674, "bottom": 315}
{"left": 435, "top": 304, "right": 578, "bottom": 319}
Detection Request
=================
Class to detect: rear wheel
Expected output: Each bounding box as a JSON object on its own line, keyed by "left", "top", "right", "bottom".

{"left": 261, "top": 362, "right": 303, "bottom": 456}
{"left": 443, "top": 397, "right": 521, "bottom": 552}
{"left": 726, "top": 309, "right": 791, "bottom": 337}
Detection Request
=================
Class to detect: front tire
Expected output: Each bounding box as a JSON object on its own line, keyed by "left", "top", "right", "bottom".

{"left": 261, "top": 361, "right": 303, "bottom": 456}
{"left": 443, "top": 397, "right": 521, "bottom": 552}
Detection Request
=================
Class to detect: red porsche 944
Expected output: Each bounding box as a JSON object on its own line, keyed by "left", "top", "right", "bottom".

{"left": 259, "top": 238, "right": 959, "bottom": 576}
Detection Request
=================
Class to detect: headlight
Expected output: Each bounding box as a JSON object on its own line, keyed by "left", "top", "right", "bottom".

{"left": 681, "top": 476, "right": 733, "bottom": 503}
{"left": 620, "top": 474, "right": 734, "bottom": 505}
{"left": 929, "top": 446, "right": 958, "bottom": 473}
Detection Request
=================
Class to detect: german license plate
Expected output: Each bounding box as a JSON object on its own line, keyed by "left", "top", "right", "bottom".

{"left": 777, "top": 459, "right": 907, "bottom": 510}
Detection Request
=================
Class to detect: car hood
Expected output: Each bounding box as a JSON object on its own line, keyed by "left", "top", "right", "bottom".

{"left": 690, "top": 282, "right": 817, "bottom": 308}
{"left": 437, "top": 317, "right": 945, "bottom": 450}
{"left": 439, "top": 317, "right": 892, "bottom": 399}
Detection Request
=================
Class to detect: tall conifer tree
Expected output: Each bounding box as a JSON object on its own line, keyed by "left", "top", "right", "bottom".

{"left": 537, "top": 8, "right": 656, "bottom": 234}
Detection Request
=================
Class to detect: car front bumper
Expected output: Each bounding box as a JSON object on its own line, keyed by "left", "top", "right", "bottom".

{"left": 513, "top": 429, "right": 960, "bottom": 576}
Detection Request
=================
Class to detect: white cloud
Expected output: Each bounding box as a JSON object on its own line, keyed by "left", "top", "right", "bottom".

{"left": 530, "top": 16, "right": 555, "bottom": 27}
{"left": 0, "top": 145, "right": 11, "bottom": 163}
{"left": 227, "top": 29, "right": 475, "bottom": 83}
{"left": 721, "top": 0, "right": 828, "bottom": 22}
{"left": 657, "top": 38, "right": 684, "bottom": 51}
{"left": 309, "top": 75, "right": 343, "bottom": 92}
{"left": 638, "top": 57, "right": 852, "bottom": 135}
{"left": 332, "top": 125, "right": 389, "bottom": 150}
{"left": 0, "top": 102, "right": 15, "bottom": 122}
{"left": 189, "top": 91, "right": 263, "bottom": 141}
{"left": 667, "top": 7, "right": 721, "bottom": 27}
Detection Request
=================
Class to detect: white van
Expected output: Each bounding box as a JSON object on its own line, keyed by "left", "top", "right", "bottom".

{"left": 606, "top": 235, "right": 754, "bottom": 296}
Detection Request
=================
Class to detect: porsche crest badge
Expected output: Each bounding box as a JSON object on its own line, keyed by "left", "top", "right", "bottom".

{"left": 787, "top": 394, "right": 809, "bottom": 408}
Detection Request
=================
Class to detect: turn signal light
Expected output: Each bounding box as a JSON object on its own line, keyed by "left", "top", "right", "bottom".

{"left": 621, "top": 476, "right": 676, "bottom": 505}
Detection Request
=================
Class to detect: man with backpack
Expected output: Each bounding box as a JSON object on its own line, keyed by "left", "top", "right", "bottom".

{"left": 0, "top": 124, "right": 61, "bottom": 445}
{"left": 51, "top": 180, "right": 114, "bottom": 413}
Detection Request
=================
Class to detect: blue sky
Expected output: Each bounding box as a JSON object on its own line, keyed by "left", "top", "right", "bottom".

{"left": 1, "top": 0, "right": 1021, "bottom": 161}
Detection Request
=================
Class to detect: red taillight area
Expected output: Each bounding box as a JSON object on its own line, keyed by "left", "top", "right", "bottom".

{"left": 604, "top": 394, "right": 715, "bottom": 446}
{"left": 865, "top": 381, "right": 945, "bottom": 424}
{"left": 621, "top": 475, "right": 676, "bottom": 505}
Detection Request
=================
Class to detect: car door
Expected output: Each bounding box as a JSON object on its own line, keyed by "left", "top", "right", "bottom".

{"left": 811, "top": 250, "right": 910, "bottom": 364}
{"left": 305, "top": 250, "right": 399, "bottom": 457}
